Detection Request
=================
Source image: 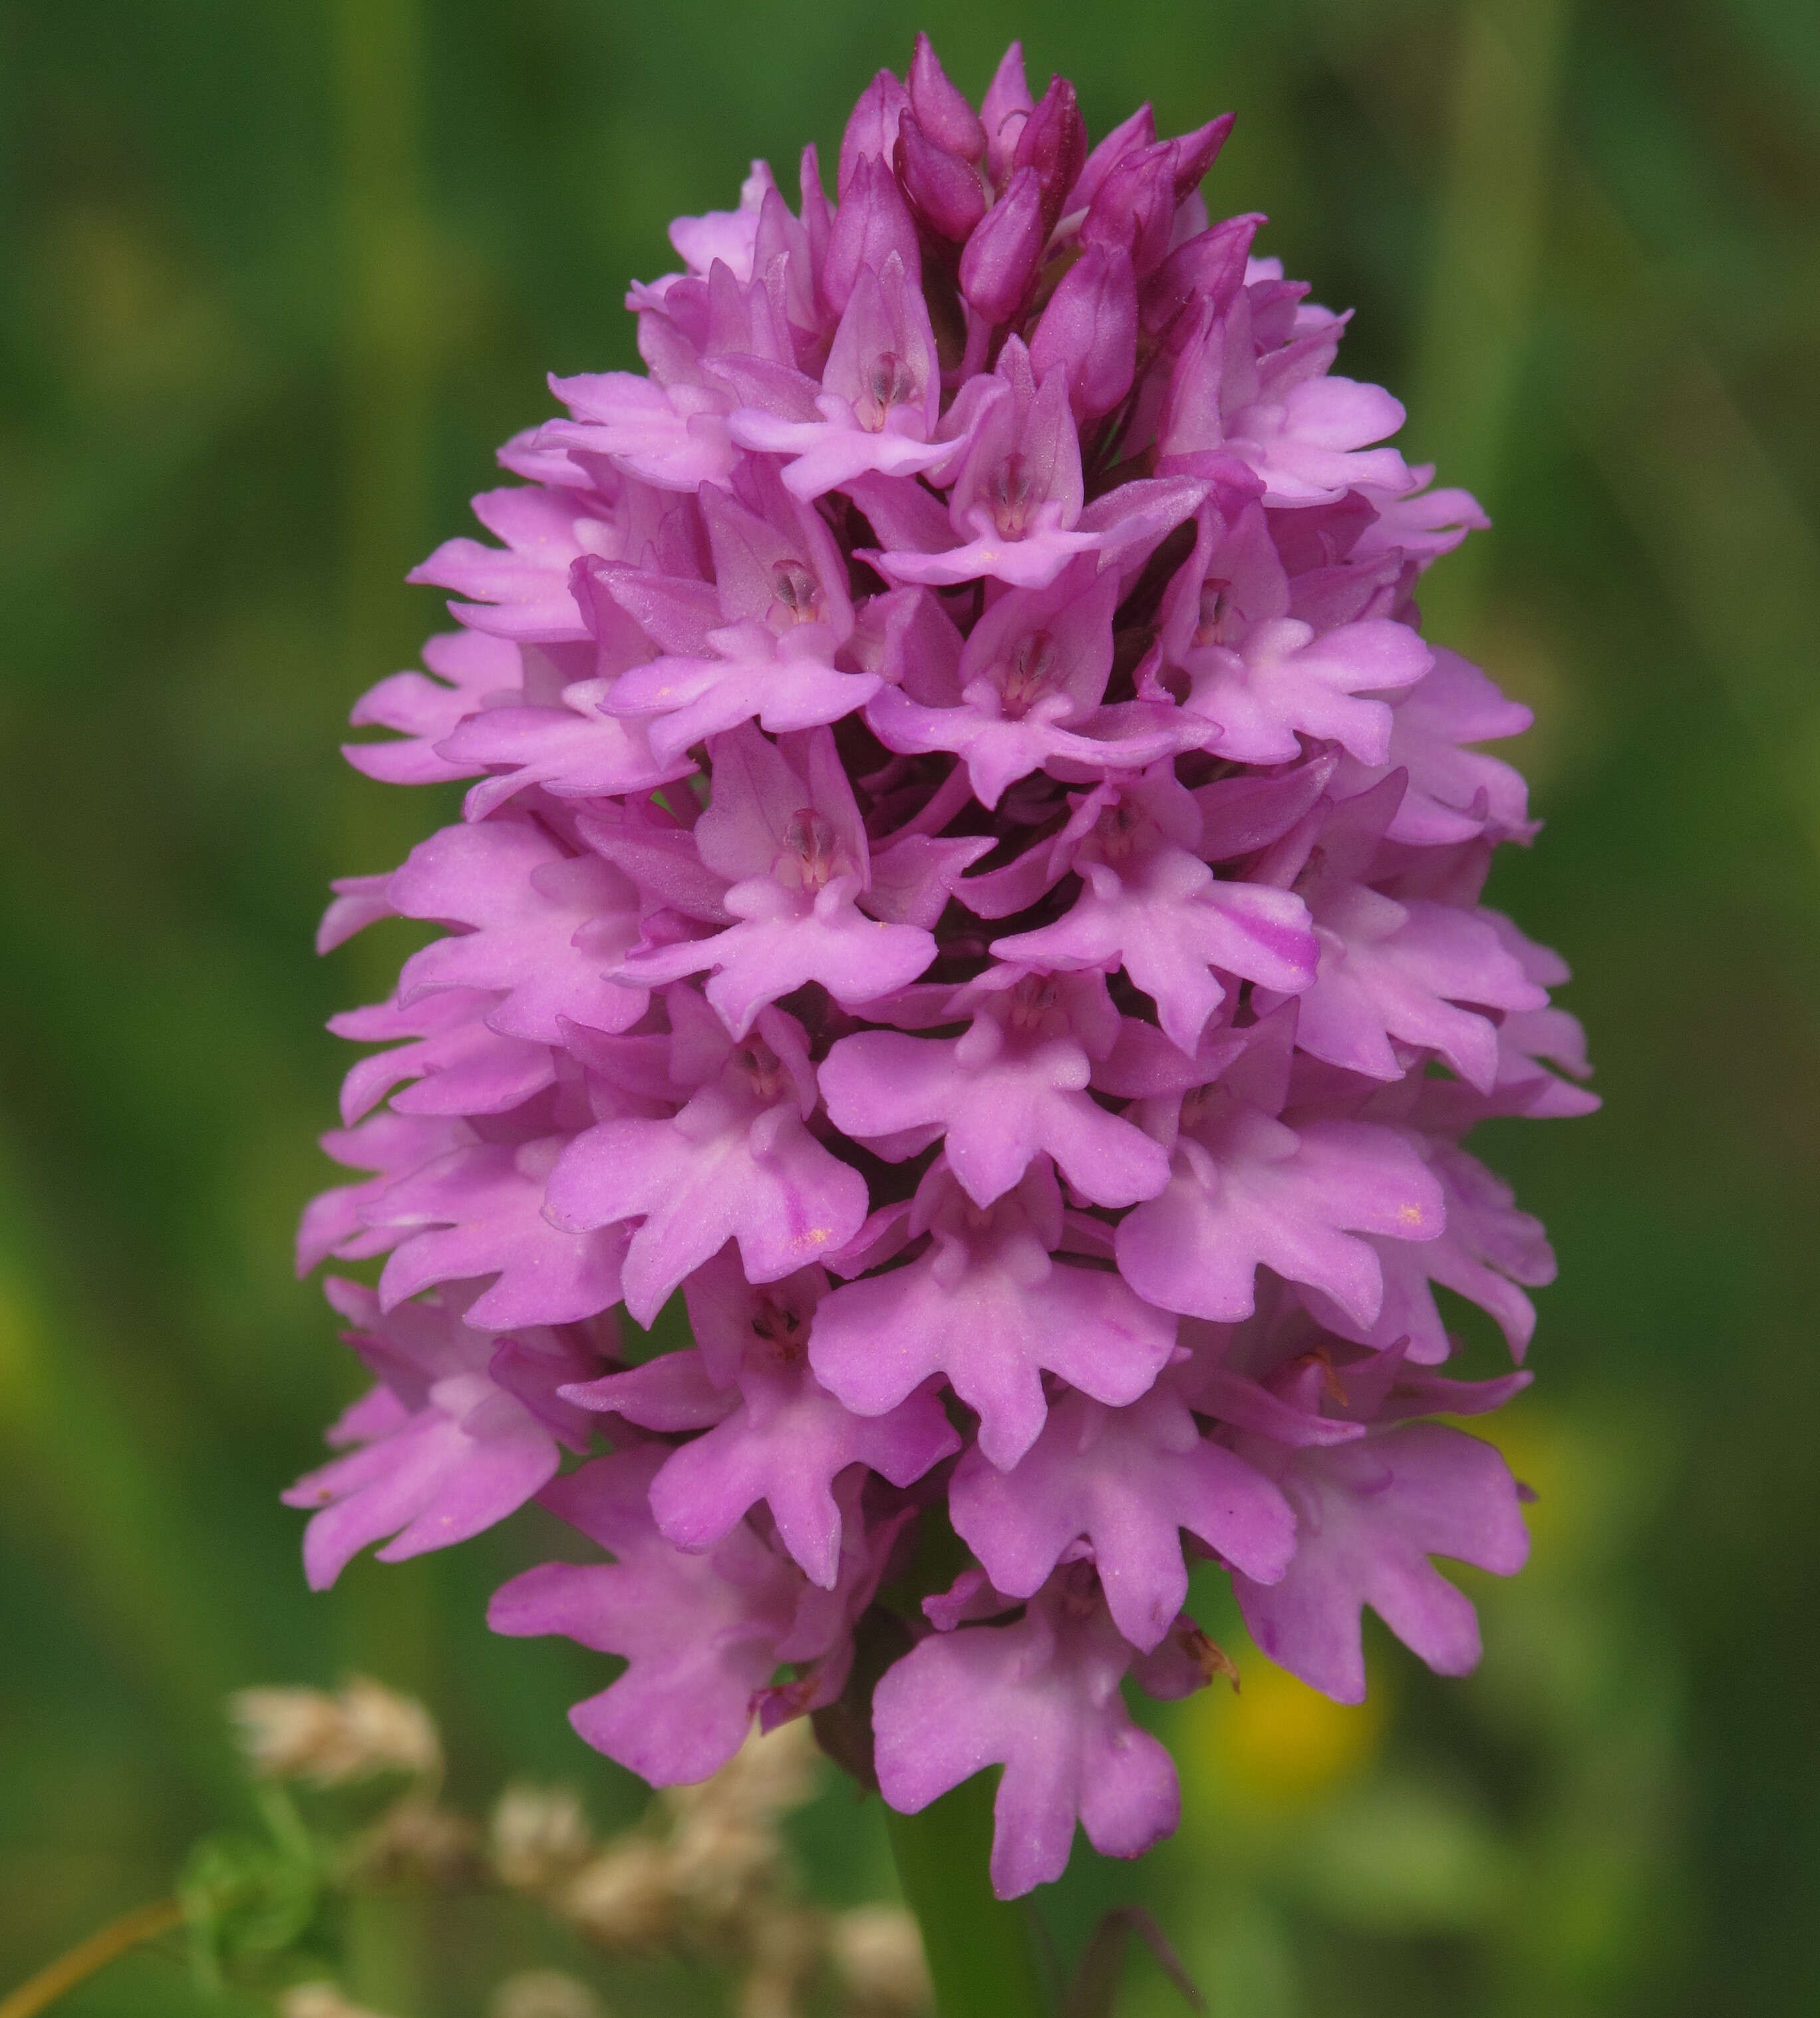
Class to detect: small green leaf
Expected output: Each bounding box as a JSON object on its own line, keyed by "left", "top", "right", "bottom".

{"left": 179, "top": 1785, "right": 325, "bottom": 1989}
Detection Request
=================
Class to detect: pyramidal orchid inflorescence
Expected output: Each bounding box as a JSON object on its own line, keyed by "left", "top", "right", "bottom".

{"left": 293, "top": 37, "right": 1593, "bottom": 1900}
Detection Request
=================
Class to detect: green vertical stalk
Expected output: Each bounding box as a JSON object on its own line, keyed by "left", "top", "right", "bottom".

{"left": 335, "top": 0, "right": 434, "bottom": 668}
{"left": 887, "top": 1776, "right": 1050, "bottom": 2018}
{"left": 0, "top": 1142, "right": 248, "bottom": 1804}
{"left": 1404, "top": 0, "right": 1573, "bottom": 637}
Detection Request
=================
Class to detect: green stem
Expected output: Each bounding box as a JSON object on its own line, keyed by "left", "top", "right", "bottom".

{"left": 1403, "top": 0, "right": 1572, "bottom": 637}
{"left": 0, "top": 1900, "right": 183, "bottom": 2018}
{"left": 345, "top": 1891, "right": 430, "bottom": 2017}
{"left": 887, "top": 1776, "right": 1049, "bottom": 2018}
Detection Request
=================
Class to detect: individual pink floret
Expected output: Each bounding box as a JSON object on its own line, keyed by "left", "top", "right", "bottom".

{"left": 873, "top": 1564, "right": 1184, "bottom": 1897}
{"left": 490, "top": 1447, "right": 891, "bottom": 1783}
{"left": 384, "top": 818, "right": 649, "bottom": 1043}
{"left": 616, "top": 724, "right": 935, "bottom": 1036}
{"left": 726, "top": 253, "right": 951, "bottom": 498}
{"left": 810, "top": 1156, "right": 1177, "bottom": 1468}
{"left": 563, "top": 1248, "right": 957, "bottom": 1588}
{"left": 820, "top": 967, "right": 1171, "bottom": 1210}
{"left": 948, "top": 1382, "right": 1295, "bottom": 1648}
{"left": 989, "top": 764, "right": 1319, "bottom": 1054}
{"left": 865, "top": 560, "right": 1189, "bottom": 809}
{"left": 545, "top": 993, "right": 868, "bottom": 1324}
{"left": 284, "top": 1278, "right": 606, "bottom": 1589}
{"left": 1114, "top": 1008, "right": 1445, "bottom": 1326}
{"left": 866, "top": 341, "right": 1098, "bottom": 589}
{"left": 1234, "top": 1421, "right": 1530, "bottom": 1703}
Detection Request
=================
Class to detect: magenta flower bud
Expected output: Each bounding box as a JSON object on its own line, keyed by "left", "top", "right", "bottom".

{"left": 1070, "top": 102, "right": 1156, "bottom": 215}
{"left": 1081, "top": 139, "right": 1179, "bottom": 276}
{"left": 296, "top": 35, "right": 1588, "bottom": 1903}
{"left": 980, "top": 41, "right": 1034, "bottom": 186}
{"left": 909, "top": 30, "right": 986, "bottom": 162}
{"left": 1029, "top": 242, "right": 1138, "bottom": 419}
{"left": 1140, "top": 210, "right": 1262, "bottom": 335}
{"left": 895, "top": 109, "right": 988, "bottom": 242}
{"left": 824, "top": 152, "right": 921, "bottom": 317}
{"left": 799, "top": 142, "right": 834, "bottom": 279}
{"left": 959, "top": 166, "right": 1046, "bottom": 323}
{"left": 1012, "top": 74, "right": 1087, "bottom": 237}
{"left": 1169, "top": 113, "right": 1236, "bottom": 200}
{"left": 837, "top": 67, "right": 910, "bottom": 195}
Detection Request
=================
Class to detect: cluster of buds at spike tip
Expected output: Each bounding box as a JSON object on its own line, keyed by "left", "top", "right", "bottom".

{"left": 295, "top": 33, "right": 1592, "bottom": 1899}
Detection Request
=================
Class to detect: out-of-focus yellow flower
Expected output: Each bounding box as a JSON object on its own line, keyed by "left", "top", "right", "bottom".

{"left": 1179, "top": 1655, "right": 1390, "bottom": 1806}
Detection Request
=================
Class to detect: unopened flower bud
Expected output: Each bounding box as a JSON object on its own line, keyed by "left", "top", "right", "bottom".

{"left": 909, "top": 34, "right": 986, "bottom": 161}
{"left": 1140, "top": 211, "right": 1261, "bottom": 335}
{"left": 838, "top": 69, "right": 910, "bottom": 196}
{"left": 959, "top": 168, "right": 1045, "bottom": 322}
{"left": 1030, "top": 242, "right": 1138, "bottom": 419}
{"left": 1071, "top": 104, "right": 1157, "bottom": 216}
{"left": 1081, "top": 142, "right": 1179, "bottom": 277}
{"left": 980, "top": 43, "right": 1034, "bottom": 186}
{"left": 1012, "top": 75, "right": 1086, "bottom": 238}
{"left": 1168, "top": 113, "right": 1235, "bottom": 202}
{"left": 895, "top": 112, "right": 986, "bottom": 242}
{"left": 826, "top": 155, "right": 920, "bottom": 317}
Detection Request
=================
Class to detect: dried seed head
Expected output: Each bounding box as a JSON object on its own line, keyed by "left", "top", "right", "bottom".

{"left": 828, "top": 1905, "right": 935, "bottom": 2015}
{"left": 351, "top": 1795, "right": 482, "bottom": 1889}
{"left": 279, "top": 1987, "right": 396, "bottom": 2018}
{"left": 736, "top": 1908, "right": 827, "bottom": 2018}
{"left": 560, "top": 1837, "right": 677, "bottom": 1948}
{"left": 488, "top": 1970, "right": 607, "bottom": 2018}
{"left": 491, "top": 1782, "right": 593, "bottom": 1890}
{"left": 665, "top": 1806, "right": 785, "bottom": 1927}
{"left": 229, "top": 1676, "right": 440, "bottom": 1786}
{"left": 230, "top": 1687, "right": 341, "bottom": 1779}
{"left": 663, "top": 1719, "right": 822, "bottom": 1830}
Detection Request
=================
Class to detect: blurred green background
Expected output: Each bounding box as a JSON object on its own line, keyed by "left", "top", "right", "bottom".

{"left": 2, "top": 0, "right": 1817, "bottom": 2011}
